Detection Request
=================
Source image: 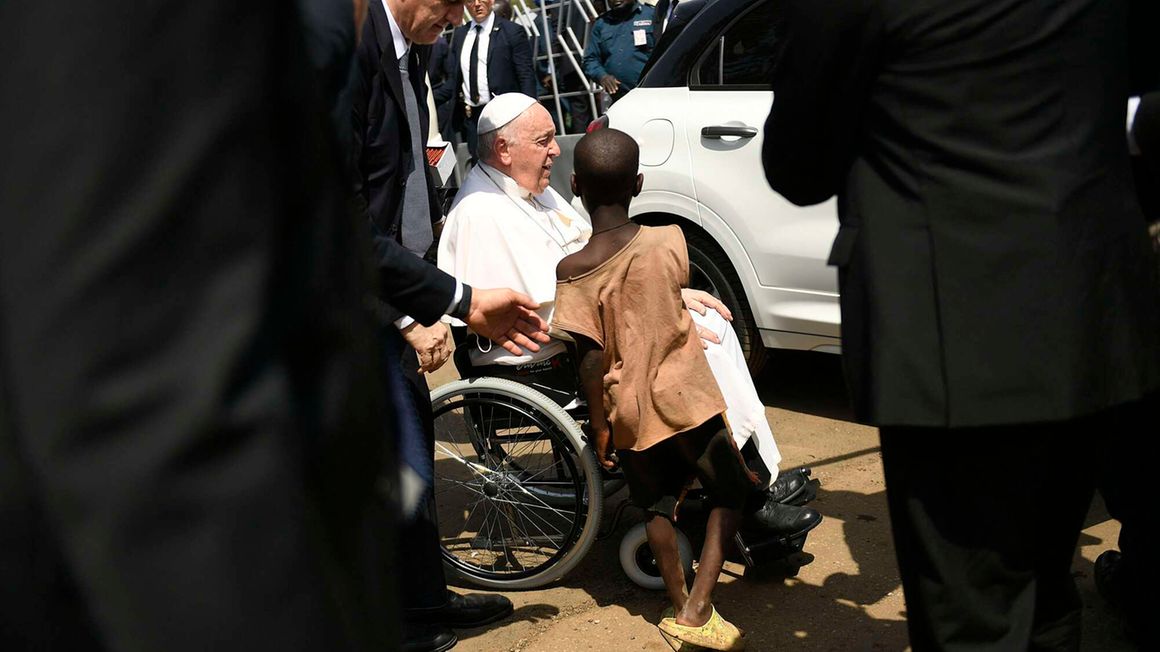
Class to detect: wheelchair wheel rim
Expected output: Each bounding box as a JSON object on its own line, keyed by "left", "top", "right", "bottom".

{"left": 432, "top": 391, "right": 590, "bottom": 582}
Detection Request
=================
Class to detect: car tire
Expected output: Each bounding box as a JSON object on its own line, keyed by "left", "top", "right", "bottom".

{"left": 683, "top": 229, "right": 768, "bottom": 376}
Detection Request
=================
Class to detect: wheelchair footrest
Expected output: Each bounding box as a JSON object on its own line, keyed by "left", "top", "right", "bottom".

{"left": 733, "top": 526, "right": 814, "bottom": 569}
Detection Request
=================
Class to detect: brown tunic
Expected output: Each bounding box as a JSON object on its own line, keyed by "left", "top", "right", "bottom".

{"left": 552, "top": 225, "right": 727, "bottom": 451}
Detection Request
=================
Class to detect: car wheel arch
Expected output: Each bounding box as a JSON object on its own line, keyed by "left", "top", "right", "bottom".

{"left": 633, "top": 211, "right": 769, "bottom": 376}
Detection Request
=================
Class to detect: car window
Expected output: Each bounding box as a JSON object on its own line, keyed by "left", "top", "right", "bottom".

{"left": 693, "top": 0, "right": 777, "bottom": 89}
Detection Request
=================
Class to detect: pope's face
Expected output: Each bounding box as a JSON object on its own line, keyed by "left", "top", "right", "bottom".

{"left": 466, "top": 0, "right": 494, "bottom": 23}
{"left": 391, "top": 0, "right": 465, "bottom": 44}
{"left": 507, "top": 105, "right": 560, "bottom": 195}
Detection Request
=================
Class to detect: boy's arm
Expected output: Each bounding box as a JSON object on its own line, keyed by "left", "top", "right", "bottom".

{"left": 574, "top": 334, "right": 616, "bottom": 470}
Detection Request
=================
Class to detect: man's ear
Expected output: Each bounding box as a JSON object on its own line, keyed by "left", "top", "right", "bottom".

{"left": 571, "top": 173, "right": 580, "bottom": 198}
{"left": 497, "top": 136, "right": 512, "bottom": 166}
{"left": 633, "top": 173, "right": 643, "bottom": 197}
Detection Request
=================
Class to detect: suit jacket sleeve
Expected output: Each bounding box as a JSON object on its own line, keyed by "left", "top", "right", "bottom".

{"left": 582, "top": 21, "right": 608, "bottom": 81}
{"left": 434, "top": 33, "right": 458, "bottom": 105}
{"left": 509, "top": 22, "right": 537, "bottom": 97}
{"left": 350, "top": 22, "right": 457, "bottom": 326}
{"left": 762, "top": 0, "right": 884, "bottom": 206}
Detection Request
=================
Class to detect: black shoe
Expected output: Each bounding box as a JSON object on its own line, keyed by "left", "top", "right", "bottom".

{"left": 410, "top": 591, "right": 514, "bottom": 629}
{"left": 746, "top": 500, "right": 822, "bottom": 537}
{"left": 1094, "top": 550, "right": 1123, "bottom": 608}
{"left": 401, "top": 622, "right": 457, "bottom": 652}
{"left": 767, "top": 467, "right": 813, "bottom": 505}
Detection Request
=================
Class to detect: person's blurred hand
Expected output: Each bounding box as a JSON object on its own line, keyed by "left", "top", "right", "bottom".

{"left": 466, "top": 288, "right": 551, "bottom": 355}
{"left": 599, "top": 74, "right": 620, "bottom": 96}
{"left": 541, "top": 75, "right": 554, "bottom": 90}
{"left": 401, "top": 322, "right": 452, "bottom": 372}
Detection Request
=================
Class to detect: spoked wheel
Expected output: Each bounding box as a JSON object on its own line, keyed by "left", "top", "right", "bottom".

{"left": 431, "top": 377, "right": 603, "bottom": 590}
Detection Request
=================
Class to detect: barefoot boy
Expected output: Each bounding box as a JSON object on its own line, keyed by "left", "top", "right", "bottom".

{"left": 552, "top": 128, "right": 753, "bottom": 651}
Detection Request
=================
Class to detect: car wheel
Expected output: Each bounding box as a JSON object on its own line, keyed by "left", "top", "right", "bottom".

{"left": 683, "top": 229, "right": 768, "bottom": 376}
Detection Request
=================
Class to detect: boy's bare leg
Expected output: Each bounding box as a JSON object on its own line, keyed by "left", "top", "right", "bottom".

{"left": 646, "top": 515, "right": 690, "bottom": 613}
{"left": 677, "top": 506, "right": 742, "bottom": 627}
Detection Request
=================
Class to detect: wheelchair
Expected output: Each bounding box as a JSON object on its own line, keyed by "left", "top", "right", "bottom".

{"left": 431, "top": 331, "right": 817, "bottom": 591}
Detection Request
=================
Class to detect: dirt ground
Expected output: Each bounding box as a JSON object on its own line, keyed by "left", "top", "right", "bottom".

{"left": 429, "top": 350, "right": 1135, "bottom": 652}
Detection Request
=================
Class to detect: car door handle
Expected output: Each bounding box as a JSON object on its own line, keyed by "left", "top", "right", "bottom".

{"left": 701, "top": 125, "right": 758, "bottom": 139}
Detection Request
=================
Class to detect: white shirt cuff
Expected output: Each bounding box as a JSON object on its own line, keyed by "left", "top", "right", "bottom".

{"left": 1128, "top": 96, "right": 1142, "bottom": 156}
{"left": 394, "top": 315, "right": 416, "bottom": 330}
{"left": 444, "top": 281, "right": 465, "bottom": 316}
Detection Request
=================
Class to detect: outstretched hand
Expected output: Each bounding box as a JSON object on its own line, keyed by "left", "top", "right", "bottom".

{"left": 465, "top": 287, "right": 551, "bottom": 356}
{"left": 681, "top": 288, "right": 732, "bottom": 348}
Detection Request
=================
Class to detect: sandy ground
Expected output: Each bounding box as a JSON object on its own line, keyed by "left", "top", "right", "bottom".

{"left": 428, "top": 350, "right": 1135, "bottom": 652}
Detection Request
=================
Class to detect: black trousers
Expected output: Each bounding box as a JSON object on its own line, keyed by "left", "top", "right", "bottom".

{"left": 390, "top": 338, "right": 450, "bottom": 614}
{"left": 879, "top": 393, "right": 1157, "bottom": 651}
{"left": 456, "top": 105, "right": 484, "bottom": 162}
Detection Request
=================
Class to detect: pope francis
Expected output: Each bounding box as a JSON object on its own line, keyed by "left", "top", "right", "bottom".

{"left": 437, "top": 94, "right": 821, "bottom": 534}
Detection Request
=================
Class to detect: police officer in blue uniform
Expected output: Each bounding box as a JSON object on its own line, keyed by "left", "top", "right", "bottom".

{"left": 582, "top": 0, "right": 655, "bottom": 104}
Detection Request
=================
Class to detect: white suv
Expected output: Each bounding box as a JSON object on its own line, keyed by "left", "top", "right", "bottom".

{"left": 585, "top": 0, "right": 840, "bottom": 374}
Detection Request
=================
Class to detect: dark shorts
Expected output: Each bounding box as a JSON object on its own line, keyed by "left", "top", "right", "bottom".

{"left": 617, "top": 415, "right": 756, "bottom": 520}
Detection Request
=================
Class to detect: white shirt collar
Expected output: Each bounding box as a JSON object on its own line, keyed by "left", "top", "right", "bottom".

{"left": 380, "top": 0, "right": 410, "bottom": 59}
{"left": 478, "top": 162, "right": 537, "bottom": 201}
{"left": 472, "top": 11, "right": 496, "bottom": 32}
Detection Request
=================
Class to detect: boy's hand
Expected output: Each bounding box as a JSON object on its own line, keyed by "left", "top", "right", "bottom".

{"left": 584, "top": 423, "right": 617, "bottom": 470}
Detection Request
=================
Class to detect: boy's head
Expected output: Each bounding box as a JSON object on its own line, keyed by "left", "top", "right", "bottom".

{"left": 571, "top": 128, "right": 643, "bottom": 212}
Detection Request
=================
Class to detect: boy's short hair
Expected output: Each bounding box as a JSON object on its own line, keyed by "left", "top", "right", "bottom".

{"left": 573, "top": 128, "right": 639, "bottom": 201}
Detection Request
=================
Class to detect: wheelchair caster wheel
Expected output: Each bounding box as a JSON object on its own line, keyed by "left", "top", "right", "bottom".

{"left": 619, "top": 522, "right": 694, "bottom": 590}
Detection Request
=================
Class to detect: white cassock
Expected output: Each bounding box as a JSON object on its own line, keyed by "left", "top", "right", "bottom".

{"left": 438, "top": 162, "right": 591, "bottom": 366}
{"left": 437, "top": 163, "right": 781, "bottom": 484}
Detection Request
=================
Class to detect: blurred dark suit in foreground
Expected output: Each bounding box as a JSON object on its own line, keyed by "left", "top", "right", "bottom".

{"left": 765, "top": 0, "right": 1160, "bottom": 648}
{"left": 0, "top": 3, "right": 391, "bottom": 650}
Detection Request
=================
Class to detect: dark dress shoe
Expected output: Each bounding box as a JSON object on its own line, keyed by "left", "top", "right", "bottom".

{"left": 411, "top": 591, "right": 514, "bottom": 629}
{"left": 767, "top": 467, "right": 812, "bottom": 505}
{"left": 401, "top": 622, "right": 457, "bottom": 652}
{"left": 746, "top": 501, "right": 822, "bottom": 536}
{"left": 1094, "top": 549, "right": 1123, "bottom": 608}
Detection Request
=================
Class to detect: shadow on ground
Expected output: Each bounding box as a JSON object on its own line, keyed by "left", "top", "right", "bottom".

{"left": 442, "top": 347, "right": 1138, "bottom": 651}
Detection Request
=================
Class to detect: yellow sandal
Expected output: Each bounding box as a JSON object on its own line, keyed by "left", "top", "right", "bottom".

{"left": 658, "top": 607, "right": 706, "bottom": 651}
{"left": 659, "top": 606, "right": 745, "bottom": 651}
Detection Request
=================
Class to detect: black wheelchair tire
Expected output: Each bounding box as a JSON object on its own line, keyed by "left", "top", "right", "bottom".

{"left": 431, "top": 377, "right": 604, "bottom": 590}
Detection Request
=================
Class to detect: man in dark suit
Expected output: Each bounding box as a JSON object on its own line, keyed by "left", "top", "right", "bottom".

{"left": 763, "top": 0, "right": 1160, "bottom": 649}
{"left": 652, "top": 0, "right": 678, "bottom": 42}
{"left": 429, "top": 33, "right": 457, "bottom": 141}
{"left": 444, "top": 0, "right": 536, "bottom": 159}
{"left": 1094, "top": 89, "right": 1160, "bottom": 642}
{"left": 0, "top": 2, "right": 394, "bottom": 651}
{"left": 1129, "top": 92, "right": 1160, "bottom": 222}
{"left": 351, "top": 1, "right": 536, "bottom": 650}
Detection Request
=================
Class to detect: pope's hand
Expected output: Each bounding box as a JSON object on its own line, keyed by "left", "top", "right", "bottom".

{"left": 401, "top": 322, "right": 452, "bottom": 373}
{"left": 466, "top": 288, "right": 551, "bottom": 356}
{"left": 681, "top": 288, "right": 732, "bottom": 348}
